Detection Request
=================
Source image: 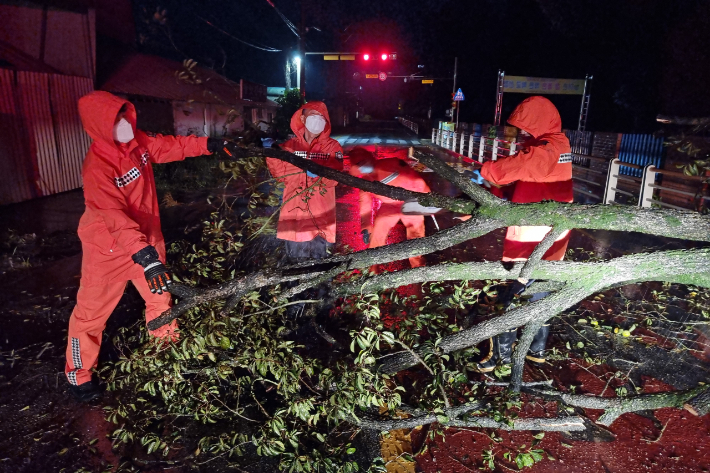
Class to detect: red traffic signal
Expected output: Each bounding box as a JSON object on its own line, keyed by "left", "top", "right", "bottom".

{"left": 381, "top": 53, "right": 388, "bottom": 60}
{"left": 363, "top": 53, "right": 370, "bottom": 61}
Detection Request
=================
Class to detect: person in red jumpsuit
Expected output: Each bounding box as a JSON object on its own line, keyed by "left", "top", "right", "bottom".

{"left": 348, "top": 147, "right": 431, "bottom": 270}
{"left": 472, "top": 96, "right": 573, "bottom": 373}
{"left": 266, "top": 102, "right": 343, "bottom": 263}
{"left": 66, "top": 91, "right": 235, "bottom": 401}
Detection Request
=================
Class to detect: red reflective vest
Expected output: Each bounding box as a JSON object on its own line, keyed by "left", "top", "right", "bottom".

{"left": 77, "top": 91, "right": 209, "bottom": 284}
{"left": 266, "top": 101, "right": 343, "bottom": 243}
{"left": 480, "top": 96, "right": 573, "bottom": 261}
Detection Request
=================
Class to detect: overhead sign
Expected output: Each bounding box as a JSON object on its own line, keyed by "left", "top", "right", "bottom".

{"left": 503, "top": 76, "right": 585, "bottom": 95}
{"left": 365, "top": 74, "right": 378, "bottom": 79}
{"left": 422, "top": 79, "right": 434, "bottom": 84}
{"left": 379, "top": 72, "right": 387, "bottom": 81}
{"left": 454, "top": 88, "right": 465, "bottom": 101}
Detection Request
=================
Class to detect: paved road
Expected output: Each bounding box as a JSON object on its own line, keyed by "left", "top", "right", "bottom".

{"left": 331, "top": 120, "right": 424, "bottom": 148}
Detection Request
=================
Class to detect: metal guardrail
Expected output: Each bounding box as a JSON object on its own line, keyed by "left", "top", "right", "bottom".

{"left": 431, "top": 128, "right": 519, "bottom": 162}
{"left": 578, "top": 156, "right": 708, "bottom": 211}
{"left": 398, "top": 117, "right": 419, "bottom": 135}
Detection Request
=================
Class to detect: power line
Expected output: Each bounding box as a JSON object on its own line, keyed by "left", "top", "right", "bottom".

{"left": 264, "top": 0, "right": 301, "bottom": 38}
{"left": 197, "top": 15, "right": 282, "bottom": 52}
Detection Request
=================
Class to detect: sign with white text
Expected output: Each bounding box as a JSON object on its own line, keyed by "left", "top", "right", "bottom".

{"left": 503, "top": 76, "right": 585, "bottom": 95}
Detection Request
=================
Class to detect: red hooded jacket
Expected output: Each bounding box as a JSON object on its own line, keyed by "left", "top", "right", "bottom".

{"left": 480, "top": 96, "right": 573, "bottom": 261}
{"left": 266, "top": 102, "right": 343, "bottom": 243}
{"left": 77, "top": 91, "right": 209, "bottom": 284}
{"left": 481, "top": 96, "right": 573, "bottom": 204}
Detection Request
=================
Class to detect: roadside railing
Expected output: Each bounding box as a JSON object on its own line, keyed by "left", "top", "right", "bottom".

{"left": 431, "top": 128, "right": 519, "bottom": 162}
{"left": 398, "top": 117, "right": 419, "bottom": 135}
{"left": 580, "top": 155, "right": 709, "bottom": 211}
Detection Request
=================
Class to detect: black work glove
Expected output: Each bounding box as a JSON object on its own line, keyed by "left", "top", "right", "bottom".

{"left": 361, "top": 229, "right": 371, "bottom": 245}
{"left": 132, "top": 245, "right": 172, "bottom": 294}
{"left": 207, "top": 138, "right": 240, "bottom": 160}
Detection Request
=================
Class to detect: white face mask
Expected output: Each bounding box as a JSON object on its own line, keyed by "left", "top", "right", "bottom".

{"left": 305, "top": 115, "right": 326, "bottom": 135}
{"left": 358, "top": 163, "right": 374, "bottom": 174}
{"left": 113, "top": 118, "right": 134, "bottom": 143}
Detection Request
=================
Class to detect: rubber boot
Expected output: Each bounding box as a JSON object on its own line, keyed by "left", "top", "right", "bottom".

{"left": 526, "top": 324, "right": 550, "bottom": 364}
{"left": 475, "top": 329, "right": 517, "bottom": 373}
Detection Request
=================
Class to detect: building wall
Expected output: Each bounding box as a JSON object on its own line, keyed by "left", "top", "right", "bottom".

{"left": 172, "top": 101, "right": 244, "bottom": 138}
{"left": 0, "top": 4, "right": 96, "bottom": 79}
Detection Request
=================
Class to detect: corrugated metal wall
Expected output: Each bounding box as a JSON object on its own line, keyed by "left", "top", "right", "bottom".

{"left": 617, "top": 134, "right": 664, "bottom": 178}
{"left": 0, "top": 69, "right": 92, "bottom": 205}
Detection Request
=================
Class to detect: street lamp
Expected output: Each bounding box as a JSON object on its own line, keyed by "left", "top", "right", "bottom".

{"left": 293, "top": 56, "right": 301, "bottom": 92}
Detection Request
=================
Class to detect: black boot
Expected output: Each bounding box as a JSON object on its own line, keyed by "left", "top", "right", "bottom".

{"left": 475, "top": 329, "right": 517, "bottom": 373}
{"left": 526, "top": 324, "right": 550, "bottom": 364}
{"left": 68, "top": 377, "right": 103, "bottom": 402}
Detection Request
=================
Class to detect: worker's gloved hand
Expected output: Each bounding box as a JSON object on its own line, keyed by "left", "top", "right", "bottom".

{"left": 132, "top": 245, "right": 172, "bottom": 295}
{"left": 261, "top": 137, "right": 274, "bottom": 148}
{"left": 361, "top": 229, "right": 371, "bottom": 245}
{"left": 306, "top": 170, "right": 318, "bottom": 178}
{"left": 470, "top": 170, "right": 491, "bottom": 188}
{"left": 207, "top": 138, "right": 240, "bottom": 160}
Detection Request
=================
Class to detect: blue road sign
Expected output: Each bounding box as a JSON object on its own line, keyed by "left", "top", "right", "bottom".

{"left": 454, "top": 88, "right": 465, "bottom": 101}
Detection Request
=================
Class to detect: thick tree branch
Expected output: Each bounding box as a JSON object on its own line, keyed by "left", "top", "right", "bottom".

{"left": 413, "top": 149, "right": 503, "bottom": 207}
{"left": 510, "top": 321, "right": 545, "bottom": 393}
{"left": 350, "top": 401, "right": 482, "bottom": 431}
{"left": 528, "top": 384, "right": 710, "bottom": 426}
{"left": 249, "top": 146, "right": 710, "bottom": 242}
{"left": 683, "top": 389, "right": 710, "bottom": 417}
{"left": 448, "top": 416, "right": 586, "bottom": 431}
{"left": 336, "top": 248, "right": 710, "bottom": 297}
{"left": 231, "top": 146, "right": 477, "bottom": 214}
{"left": 480, "top": 201, "right": 710, "bottom": 242}
{"left": 377, "top": 248, "right": 710, "bottom": 374}
{"left": 147, "top": 270, "right": 315, "bottom": 330}
{"left": 286, "top": 217, "right": 502, "bottom": 272}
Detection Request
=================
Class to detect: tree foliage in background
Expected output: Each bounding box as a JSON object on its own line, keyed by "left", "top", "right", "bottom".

{"left": 274, "top": 89, "right": 305, "bottom": 139}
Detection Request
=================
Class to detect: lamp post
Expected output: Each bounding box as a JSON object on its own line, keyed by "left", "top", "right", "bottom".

{"left": 294, "top": 56, "right": 301, "bottom": 93}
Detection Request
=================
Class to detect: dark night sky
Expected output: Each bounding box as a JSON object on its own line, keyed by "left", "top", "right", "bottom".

{"left": 131, "top": 0, "right": 710, "bottom": 133}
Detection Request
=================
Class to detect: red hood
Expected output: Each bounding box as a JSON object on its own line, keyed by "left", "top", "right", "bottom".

{"left": 78, "top": 91, "right": 137, "bottom": 150}
{"left": 290, "top": 101, "right": 332, "bottom": 146}
{"left": 507, "top": 96, "right": 562, "bottom": 139}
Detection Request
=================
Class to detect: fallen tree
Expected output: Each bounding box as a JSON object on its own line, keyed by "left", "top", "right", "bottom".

{"left": 104, "top": 144, "right": 710, "bottom": 472}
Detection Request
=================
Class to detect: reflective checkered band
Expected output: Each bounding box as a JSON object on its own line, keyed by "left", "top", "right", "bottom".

{"left": 71, "top": 337, "right": 82, "bottom": 369}
{"left": 140, "top": 151, "right": 150, "bottom": 167}
{"left": 67, "top": 370, "right": 78, "bottom": 386}
{"left": 380, "top": 172, "right": 399, "bottom": 185}
{"left": 558, "top": 153, "right": 573, "bottom": 164}
{"left": 114, "top": 167, "right": 141, "bottom": 187}
{"left": 294, "top": 151, "right": 331, "bottom": 161}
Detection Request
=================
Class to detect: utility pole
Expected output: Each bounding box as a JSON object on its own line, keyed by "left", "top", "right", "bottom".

{"left": 456, "top": 95, "right": 460, "bottom": 130}
{"left": 451, "top": 57, "right": 457, "bottom": 127}
{"left": 299, "top": 1, "right": 306, "bottom": 99}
